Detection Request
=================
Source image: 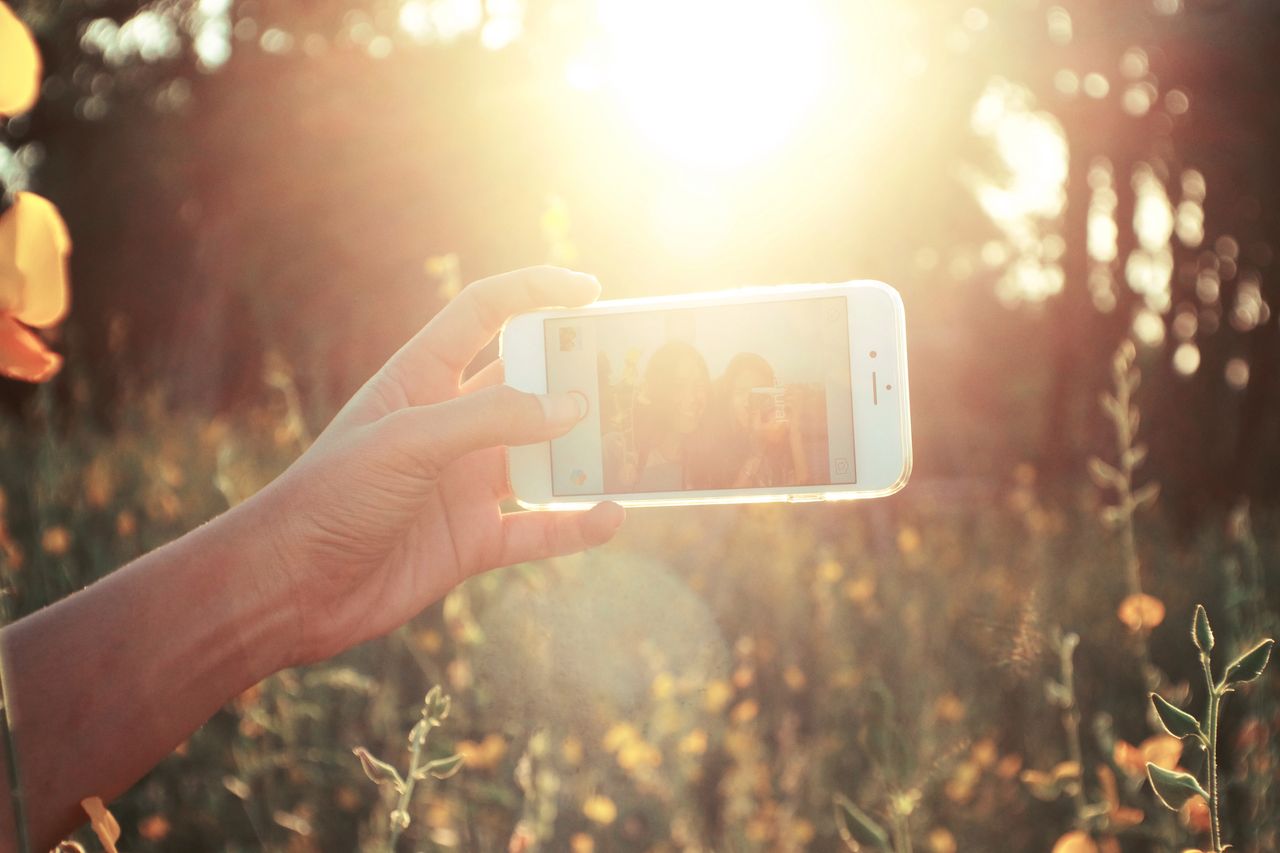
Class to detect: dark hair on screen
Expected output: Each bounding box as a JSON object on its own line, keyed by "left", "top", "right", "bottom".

{"left": 688, "top": 352, "right": 776, "bottom": 489}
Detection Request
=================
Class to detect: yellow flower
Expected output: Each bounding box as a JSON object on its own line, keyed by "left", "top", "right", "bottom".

{"left": 40, "top": 525, "right": 70, "bottom": 556}
{"left": 730, "top": 699, "right": 759, "bottom": 725}
{"left": 602, "top": 723, "right": 639, "bottom": 752}
{"left": 927, "top": 828, "right": 957, "bottom": 853}
{"left": 703, "top": 680, "right": 733, "bottom": 714}
{"left": 678, "top": 729, "right": 707, "bottom": 756}
{"left": 561, "top": 735, "right": 584, "bottom": 766}
{"left": 617, "top": 740, "right": 661, "bottom": 770}
{"left": 932, "top": 692, "right": 965, "bottom": 723}
{"left": 582, "top": 795, "right": 617, "bottom": 826}
{"left": 455, "top": 733, "right": 506, "bottom": 770}
{"left": 415, "top": 628, "right": 443, "bottom": 654}
{"left": 790, "top": 819, "right": 815, "bottom": 844}
{"left": 843, "top": 576, "right": 877, "bottom": 604}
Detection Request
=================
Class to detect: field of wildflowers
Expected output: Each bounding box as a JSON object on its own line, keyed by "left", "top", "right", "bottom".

{"left": 3, "top": 0, "right": 1280, "bottom": 850}
{"left": 1, "top": 345, "right": 1275, "bottom": 851}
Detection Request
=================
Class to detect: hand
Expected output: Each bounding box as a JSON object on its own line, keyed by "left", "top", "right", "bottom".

{"left": 245, "top": 266, "right": 625, "bottom": 666}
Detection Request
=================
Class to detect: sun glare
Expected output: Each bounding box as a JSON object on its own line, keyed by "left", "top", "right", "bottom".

{"left": 595, "top": 0, "right": 831, "bottom": 169}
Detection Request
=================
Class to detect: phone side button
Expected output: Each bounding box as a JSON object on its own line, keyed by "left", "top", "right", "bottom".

{"left": 785, "top": 494, "right": 823, "bottom": 503}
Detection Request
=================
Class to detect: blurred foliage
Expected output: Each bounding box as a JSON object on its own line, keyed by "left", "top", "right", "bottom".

{"left": 2, "top": 0, "right": 1280, "bottom": 850}
{"left": 2, "top": 362, "right": 1278, "bottom": 850}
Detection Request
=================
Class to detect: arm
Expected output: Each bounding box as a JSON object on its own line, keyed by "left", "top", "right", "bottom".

{"left": 0, "top": 267, "right": 624, "bottom": 851}
{"left": 0, "top": 501, "right": 295, "bottom": 849}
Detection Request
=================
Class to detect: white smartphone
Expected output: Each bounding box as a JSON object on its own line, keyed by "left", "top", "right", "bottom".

{"left": 500, "top": 281, "right": 912, "bottom": 509}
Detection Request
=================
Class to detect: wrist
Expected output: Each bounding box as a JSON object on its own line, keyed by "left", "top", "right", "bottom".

{"left": 206, "top": 494, "right": 307, "bottom": 676}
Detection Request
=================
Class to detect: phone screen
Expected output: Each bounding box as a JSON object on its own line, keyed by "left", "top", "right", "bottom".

{"left": 543, "top": 296, "right": 856, "bottom": 496}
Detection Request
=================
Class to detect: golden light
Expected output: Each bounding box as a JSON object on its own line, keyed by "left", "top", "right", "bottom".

{"left": 594, "top": 0, "right": 831, "bottom": 169}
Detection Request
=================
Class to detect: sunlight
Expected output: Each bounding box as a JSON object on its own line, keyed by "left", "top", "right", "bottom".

{"left": 595, "top": 0, "right": 831, "bottom": 169}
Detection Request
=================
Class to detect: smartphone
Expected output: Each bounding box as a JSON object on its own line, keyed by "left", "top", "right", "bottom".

{"left": 500, "top": 281, "right": 911, "bottom": 509}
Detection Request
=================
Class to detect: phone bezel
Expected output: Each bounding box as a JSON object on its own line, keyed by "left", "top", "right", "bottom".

{"left": 501, "top": 280, "right": 911, "bottom": 509}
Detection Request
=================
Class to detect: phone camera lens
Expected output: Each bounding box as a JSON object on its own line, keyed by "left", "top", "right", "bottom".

{"left": 869, "top": 350, "right": 877, "bottom": 358}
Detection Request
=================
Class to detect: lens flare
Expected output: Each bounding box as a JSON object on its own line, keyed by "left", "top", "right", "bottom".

{"left": 597, "top": 0, "right": 830, "bottom": 169}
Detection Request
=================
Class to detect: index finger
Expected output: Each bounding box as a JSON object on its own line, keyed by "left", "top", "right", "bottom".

{"left": 389, "top": 266, "right": 600, "bottom": 404}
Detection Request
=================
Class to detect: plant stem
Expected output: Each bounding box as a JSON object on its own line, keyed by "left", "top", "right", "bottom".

{"left": 1201, "top": 653, "right": 1222, "bottom": 853}
{"left": 387, "top": 727, "right": 428, "bottom": 852}
{"left": 1058, "top": 632, "right": 1088, "bottom": 820}
{"left": 1113, "top": 373, "right": 1159, "bottom": 693}
{"left": 890, "top": 809, "right": 913, "bottom": 853}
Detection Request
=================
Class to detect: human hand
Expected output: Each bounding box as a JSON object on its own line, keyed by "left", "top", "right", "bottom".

{"left": 244, "top": 267, "right": 624, "bottom": 666}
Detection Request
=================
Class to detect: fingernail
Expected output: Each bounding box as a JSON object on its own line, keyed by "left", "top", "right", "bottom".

{"left": 539, "top": 393, "right": 586, "bottom": 424}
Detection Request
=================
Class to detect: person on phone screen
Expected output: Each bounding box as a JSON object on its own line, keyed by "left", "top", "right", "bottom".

{"left": 602, "top": 341, "right": 710, "bottom": 492}
{"left": 0, "top": 268, "right": 625, "bottom": 852}
{"left": 691, "top": 352, "right": 810, "bottom": 489}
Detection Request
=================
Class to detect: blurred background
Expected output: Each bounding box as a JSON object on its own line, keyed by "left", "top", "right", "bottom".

{"left": 1, "top": 0, "right": 1278, "bottom": 850}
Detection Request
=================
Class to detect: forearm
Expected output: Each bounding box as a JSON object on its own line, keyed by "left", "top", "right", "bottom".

{"left": 0, "top": 499, "right": 297, "bottom": 850}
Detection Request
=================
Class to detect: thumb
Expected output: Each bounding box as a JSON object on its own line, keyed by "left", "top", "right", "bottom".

{"left": 372, "top": 384, "right": 587, "bottom": 474}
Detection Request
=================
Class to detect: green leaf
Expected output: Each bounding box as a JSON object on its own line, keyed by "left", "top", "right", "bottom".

{"left": 1224, "top": 639, "right": 1274, "bottom": 686}
{"left": 353, "top": 747, "right": 404, "bottom": 793}
{"left": 415, "top": 753, "right": 465, "bottom": 781}
{"left": 1192, "top": 604, "right": 1214, "bottom": 654}
{"left": 834, "top": 795, "right": 891, "bottom": 851}
{"left": 1150, "top": 693, "right": 1203, "bottom": 740}
{"left": 1146, "top": 763, "right": 1207, "bottom": 811}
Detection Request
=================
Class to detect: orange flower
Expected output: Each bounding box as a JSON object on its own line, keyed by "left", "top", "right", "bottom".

{"left": 1139, "top": 734, "right": 1182, "bottom": 771}
{"left": 0, "top": 192, "right": 71, "bottom": 382}
{"left": 1180, "top": 795, "right": 1210, "bottom": 833}
{"left": 1117, "top": 592, "right": 1166, "bottom": 633}
{"left": 1114, "top": 734, "right": 1182, "bottom": 776}
{"left": 1097, "top": 765, "right": 1144, "bottom": 829}
{"left": 137, "top": 814, "right": 171, "bottom": 842}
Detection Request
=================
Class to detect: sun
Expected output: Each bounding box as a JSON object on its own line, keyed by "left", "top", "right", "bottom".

{"left": 596, "top": 0, "right": 832, "bottom": 169}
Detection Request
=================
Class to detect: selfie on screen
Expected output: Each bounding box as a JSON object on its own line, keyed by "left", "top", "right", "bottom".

{"left": 543, "top": 297, "right": 857, "bottom": 496}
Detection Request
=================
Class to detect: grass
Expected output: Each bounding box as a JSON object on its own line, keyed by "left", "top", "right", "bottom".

{"left": 0, "top": 352, "right": 1277, "bottom": 851}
